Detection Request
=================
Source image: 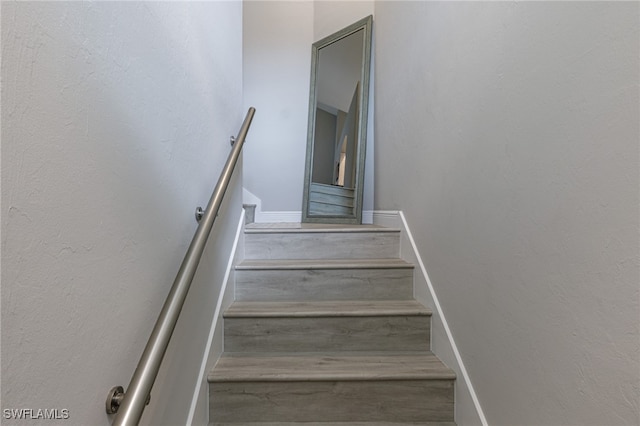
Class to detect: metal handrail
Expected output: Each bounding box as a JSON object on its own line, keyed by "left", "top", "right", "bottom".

{"left": 106, "top": 107, "right": 256, "bottom": 425}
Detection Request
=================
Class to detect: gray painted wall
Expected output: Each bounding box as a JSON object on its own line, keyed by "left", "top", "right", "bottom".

{"left": 374, "top": 2, "right": 639, "bottom": 425}
{"left": 1, "top": 2, "right": 243, "bottom": 425}
{"left": 242, "top": 1, "right": 313, "bottom": 213}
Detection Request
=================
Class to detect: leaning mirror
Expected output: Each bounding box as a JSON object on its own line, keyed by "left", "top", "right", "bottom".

{"left": 302, "top": 16, "right": 373, "bottom": 224}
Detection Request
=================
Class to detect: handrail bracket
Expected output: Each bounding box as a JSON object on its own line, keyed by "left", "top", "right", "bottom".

{"left": 106, "top": 386, "right": 124, "bottom": 415}
{"left": 107, "top": 387, "right": 150, "bottom": 415}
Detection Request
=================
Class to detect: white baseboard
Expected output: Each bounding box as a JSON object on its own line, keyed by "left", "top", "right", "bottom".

{"left": 373, "top": 210, "right": 488, "bottom": 426}
{"left": 257, "top": 210, "right": 372, "bottom": 224}
{"left": 243, "top": 188, "right": 374, "bottom": 224}
{"left": 371, "top": 210, "right": 402, "bottom": 227}
{"left": 186, "top": 209, "right": 245, "bottom": 425}
{"left": 255, "top": 211, "right": 302, "bottom": 223}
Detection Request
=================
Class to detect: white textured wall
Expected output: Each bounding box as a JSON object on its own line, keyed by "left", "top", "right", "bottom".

{"left": 242, "top": 1, "right": 313, "bottom": 213}
{"left": 313, "top": 0, "right": 374, "bottom": 41}
{"left": 1, "top": 2, "right": 243, "bottom": 425}
{"left": 374, "top": 2, "right": 639, "bottom": 425}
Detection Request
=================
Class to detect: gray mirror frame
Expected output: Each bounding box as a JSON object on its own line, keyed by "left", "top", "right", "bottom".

{"left": 301, "top": 15, "right": 373, "bottom": 224}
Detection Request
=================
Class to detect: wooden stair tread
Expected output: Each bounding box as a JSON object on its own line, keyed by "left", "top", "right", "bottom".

{"left": 211, "top": 422, "right": 457, "bottom": 426}
{"left": 245, "top": 223, "right": 399, "bottom": 234}
{"left": 209, "top": 351, "right": 456, "bottom": 382}
{"left": 236, "top": 258, "right": 414, "bottom": 270}
{"left": 224, "top": 300, "right": 432, "bottom": 318}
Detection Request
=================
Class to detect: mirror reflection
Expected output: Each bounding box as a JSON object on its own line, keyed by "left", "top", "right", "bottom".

{"left": 302, "top": 16, "right": 372, "bottom": 224}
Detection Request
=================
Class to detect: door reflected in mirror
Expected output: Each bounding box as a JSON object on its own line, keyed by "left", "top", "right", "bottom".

{"left": 302, "top": 16, "right": 372, "bottom": 224}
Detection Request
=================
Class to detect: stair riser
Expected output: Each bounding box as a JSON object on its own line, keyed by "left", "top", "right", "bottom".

{"left": 224, "top": 316, "right": 430, "bottom": 352}
{"left": 244, "top": 232, "right": 400, "bottom": 260}
{"left": 235, "top": 268, "right": 414, "bottom": 301}
{"left": 209, "top": 380, "right": 454, "bottom": 423}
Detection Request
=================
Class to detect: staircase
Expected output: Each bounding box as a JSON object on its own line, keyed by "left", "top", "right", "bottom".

{"left": 208, "top": 223, "right": 456, "bottom": 425}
